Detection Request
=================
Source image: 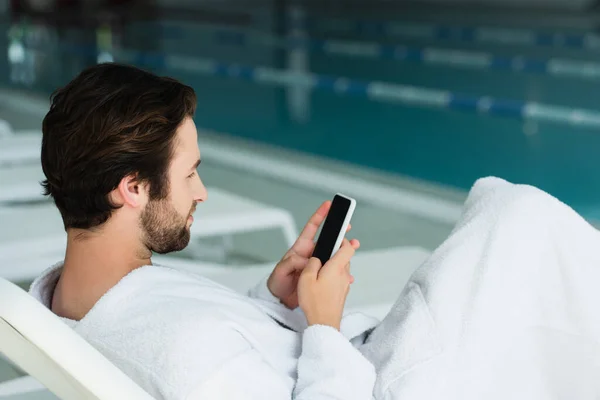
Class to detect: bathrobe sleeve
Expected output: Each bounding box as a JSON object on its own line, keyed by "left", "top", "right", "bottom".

{"left": 247, "top": 273, "right": 282, "bottom": 305}
{"left": 184, "top": 323, "right": 376, "bottom": 400}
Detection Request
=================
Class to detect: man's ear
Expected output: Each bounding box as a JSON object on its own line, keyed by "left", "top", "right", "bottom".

{"left": 112, "top": 174, "right": 148, "bottom": 208}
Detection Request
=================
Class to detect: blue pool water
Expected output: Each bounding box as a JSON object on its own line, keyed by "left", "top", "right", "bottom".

{"left": 4, "top": 14, "right": 600, "bottom": 218}
{"left": 153, "top": 20, "right": 600, "bottom": 216}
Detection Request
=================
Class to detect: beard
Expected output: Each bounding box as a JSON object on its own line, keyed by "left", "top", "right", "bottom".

{"left": 140, "top": 198, "right": 195, "bottom": 254}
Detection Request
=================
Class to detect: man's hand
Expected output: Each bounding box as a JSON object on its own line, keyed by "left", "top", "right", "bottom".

{"left": 298, "top": 239, "right": 359, "bottom": 330}
{"left": 267, "top": 201, "right": 355, "bottom": 309}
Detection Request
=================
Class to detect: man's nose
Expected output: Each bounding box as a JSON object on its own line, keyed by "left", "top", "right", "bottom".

{"left": 194, "top": 177, "right": 208, "bottom": 203}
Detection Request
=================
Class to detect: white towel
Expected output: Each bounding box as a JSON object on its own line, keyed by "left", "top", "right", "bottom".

{"left": 359, "top": 176, "right": 600, "bottom": 399}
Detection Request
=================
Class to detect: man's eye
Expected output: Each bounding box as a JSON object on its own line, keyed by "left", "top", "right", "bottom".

{"left": 188, "top": 171, "right": 196, "bottom": 178}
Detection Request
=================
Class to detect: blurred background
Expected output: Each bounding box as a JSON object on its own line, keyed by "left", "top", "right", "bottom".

{"left": 2, "top": 0, "right": 600, "bottom": 386}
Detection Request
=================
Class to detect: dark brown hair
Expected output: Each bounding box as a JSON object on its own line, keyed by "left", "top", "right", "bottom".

{"left": 41, "top": 63, "right": 197, "bottom": 230}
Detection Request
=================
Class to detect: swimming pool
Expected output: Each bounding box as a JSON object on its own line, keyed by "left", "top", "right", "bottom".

{"left": 4, "top": 9, "right": 600, "bottom": 219}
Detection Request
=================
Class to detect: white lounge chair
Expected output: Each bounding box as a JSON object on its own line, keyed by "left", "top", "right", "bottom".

{"left": 0, "top": 164, "right": 45, "bottom": 204}
{"left": 0, "top": 204, "right": 65, "bottom": 264}
{"left": 0, "top": 164, "right": 298, "bottom": 252}
{"left": 0, "top": 245, "right": 429, "bottom": 399}
{"left": 0, "top": 277, "right": 154, "bottom": 399}
{"left": 0, "top": 131, "right": 43, "bottom": 167}
{"left": 0, "top": 119, "right": 12, "bottom": 138}
{"left": 0, "top": 163, "right": 297, "bottom": 244}
{"left": 0, "top": 187, "right": 298, "bottom": 280}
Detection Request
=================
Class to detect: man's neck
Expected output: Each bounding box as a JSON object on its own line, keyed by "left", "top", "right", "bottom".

{"left": 51, "top": 226, "right": 151, "bottom": 321}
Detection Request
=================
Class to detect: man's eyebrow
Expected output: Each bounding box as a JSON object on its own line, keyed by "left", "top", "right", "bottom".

{"left": 190, "top": 159, "right": 201, "bottom": 171}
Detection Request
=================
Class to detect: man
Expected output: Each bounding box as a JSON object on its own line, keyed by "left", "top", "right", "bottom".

{"left": 30, "top": 63, "right": 600, "bottom": 399}
{"left": 31, "top": 62, "right": 376, "bottom": 399}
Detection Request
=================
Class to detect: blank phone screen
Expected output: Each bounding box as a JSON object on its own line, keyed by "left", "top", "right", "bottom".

{"left": 312, "top": 195, "right": 351, "bottom": 265}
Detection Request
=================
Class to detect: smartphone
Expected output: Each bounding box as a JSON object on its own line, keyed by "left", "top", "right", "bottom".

{"left": 312, "top": 193, "right": 357, "bottom": 265}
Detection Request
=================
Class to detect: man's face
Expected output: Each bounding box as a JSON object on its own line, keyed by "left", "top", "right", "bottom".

{"left": 140, "top": 117, "right": 207, "bottom": 254}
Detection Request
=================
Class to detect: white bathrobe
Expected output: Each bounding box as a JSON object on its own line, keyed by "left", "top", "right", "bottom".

{"left": 29, "top": 177, "right": 600, "bottom": 399}
{"left": 29, "top": 255, "right": 380, "bottom": 399}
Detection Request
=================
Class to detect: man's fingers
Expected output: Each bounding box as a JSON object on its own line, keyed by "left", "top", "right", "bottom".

{"left": 288, "top": 254, "right": 309, "bottom": 271}
{"left": 340, "top": 238, "right": 360, "bottom": 251}
{"left": 296, "top": 201, "right": 331, "bottom": 243}
{"left": 330, "top": 239, "right": 356, "bottom": 266}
